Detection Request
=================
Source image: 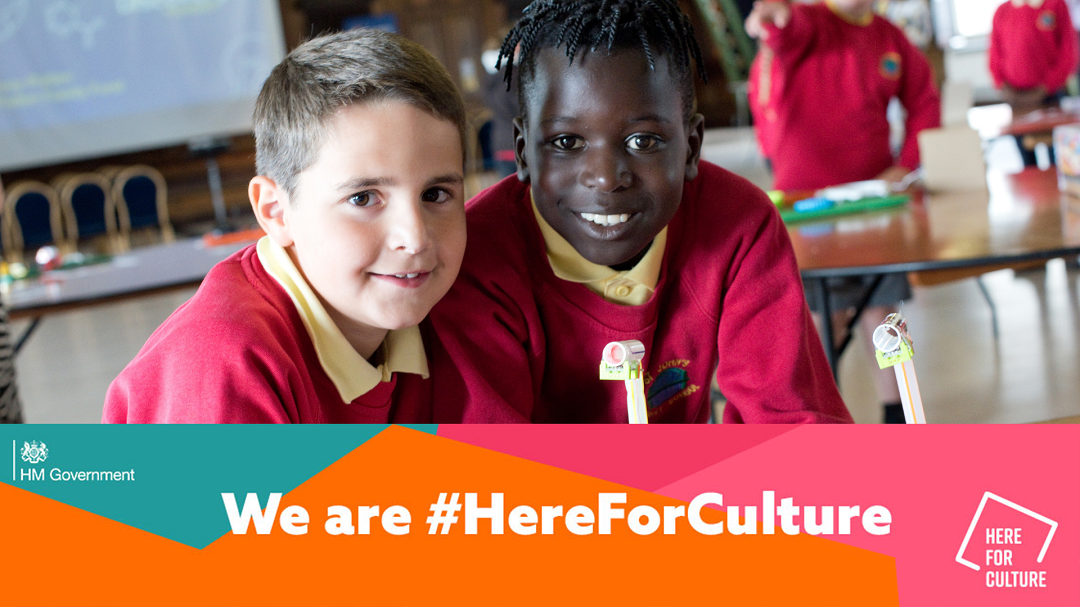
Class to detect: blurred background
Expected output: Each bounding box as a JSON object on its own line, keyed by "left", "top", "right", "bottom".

{"left": 2, "top": 0, "right": 1078, "bottom": 423}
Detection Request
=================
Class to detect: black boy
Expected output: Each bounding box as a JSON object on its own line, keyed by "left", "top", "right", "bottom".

{"left": 429, "top": 0, "right": 851, "bottom": 423}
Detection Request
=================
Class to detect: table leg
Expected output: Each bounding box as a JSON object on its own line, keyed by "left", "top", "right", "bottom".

{"left": 834, "top": 274, "right": 885, "bottom": 359}
{"left": 13, "top": 317, "right": 42, "bottom": 356}
{"left": 813, "top": 277, "right": 839, "bottom": 382}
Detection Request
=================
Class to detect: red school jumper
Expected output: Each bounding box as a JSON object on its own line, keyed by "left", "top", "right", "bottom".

{"left": 989, "top": 0, "right": 1080, "bottom": 93}
{"left": 103, "top": 245, "right": 433, "bottom": 423}
{"left": 426, "top": 162, "right": 852, "bottom": 424}
{"left": 753, "top": 2, "right": 940, "bottom": 191}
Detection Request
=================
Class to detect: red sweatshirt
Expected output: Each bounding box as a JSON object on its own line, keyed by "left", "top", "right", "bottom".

{"left": 989, "top": 0, "right": 1080, "bottom": 93}
{"left": 103, "top": 245, "right": 433, "bottom": 423}
{"left": 426, "top": 163, "right": 852, "bottom": 424}
{"left": 754, "top": 2, "right": 941, "bottom": 191}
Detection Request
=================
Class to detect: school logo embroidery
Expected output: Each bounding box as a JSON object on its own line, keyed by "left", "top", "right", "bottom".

{"left": 1037, "top": 10, "right": 1057, "bottom": 31}
{"left": 644, "top": 359, "right": 700, "bottom": 411}
{"left": 21, "top": 440, "right": 48, "bottom": 464}
{"left": 879, "top": 52, "right": 902, "bottom": 80}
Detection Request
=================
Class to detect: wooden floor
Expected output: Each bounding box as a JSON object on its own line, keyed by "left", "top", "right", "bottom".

{"left": 835, "top": 260, "right": 1080, "bottom": 423}
{"left": 10, "top": 128, "right": 1080, "bottom": 424}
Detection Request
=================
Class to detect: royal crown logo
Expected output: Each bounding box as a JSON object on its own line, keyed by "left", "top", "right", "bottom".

{"left": 21, "top": 440, "right": 48, "bottom": 464}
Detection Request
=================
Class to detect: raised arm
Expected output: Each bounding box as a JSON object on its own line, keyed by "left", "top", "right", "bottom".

{"left": 746, "top": 0, "right": 817, "bottom": 57}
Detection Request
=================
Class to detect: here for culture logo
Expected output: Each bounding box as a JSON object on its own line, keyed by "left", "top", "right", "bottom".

{"left": 955, "top": 491, "right": 1057, "bottom": 590}
{"left": 21, "top": 440, "right": 48, "bottom": 464}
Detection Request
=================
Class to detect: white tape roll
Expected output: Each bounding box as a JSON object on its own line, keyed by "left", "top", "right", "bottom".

{"left": 872, "top": 312, "right": 908, "bottom": 352}
{"left": 602, "top": 340, "right": 645, "bottom": 366}
{"left": 872, "top": 325, "right": 902, "bottom": 352}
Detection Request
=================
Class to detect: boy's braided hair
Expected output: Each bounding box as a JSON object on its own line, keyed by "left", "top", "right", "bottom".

{"left": 498, "top": 0, "right": 706, "bottom": 122}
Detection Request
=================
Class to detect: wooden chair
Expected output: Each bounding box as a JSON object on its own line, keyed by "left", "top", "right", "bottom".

{"left": 96, "top": 165, "right": 125, "bottom": 185}
{"left": 110, "top": 165, "right": 174, "bottom": 248}
{"left": 55, "top": 172, "right": 125, "bottom": 254}
{"left": 3, "top": 181, "right": 68, "bottom": 264}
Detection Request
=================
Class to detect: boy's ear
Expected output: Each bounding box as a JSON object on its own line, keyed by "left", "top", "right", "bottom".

{"left": 684, "top": 113, "right": 706, "bottom": 182}
{"left": 513, "top": 117, "right": 530, "bottom": 183}
{"left": 249, "top": 176, "right": 294, "bottom": 248}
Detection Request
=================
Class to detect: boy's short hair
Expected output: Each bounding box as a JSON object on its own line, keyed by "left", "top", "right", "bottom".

{"left": 499, "top": 0, "right": 706, "bottom": 123}
{"left": 254, "top": 28, "right": 467, "bottom": 199}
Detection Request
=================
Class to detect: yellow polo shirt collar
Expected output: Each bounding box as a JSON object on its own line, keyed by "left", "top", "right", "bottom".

{"left": 256, "top": 236, "right": 428, "bottom": 403}
{"left": 826, "top": 1, "right": 874, "bottom": 26}
{"left": 531, "top": 199, "right": 666, "bottom": 306}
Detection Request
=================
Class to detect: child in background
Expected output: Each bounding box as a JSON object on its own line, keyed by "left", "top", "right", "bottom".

{"left": 745, "top": 0, "right": 940, "bottom": 190}
{"left": 989, "top": 0, "right": 1079, "bottom": 165}
{"left": 104, "top": 29, "right": 467, "bottom": 423}
{"left": 0, "top": 180, "right": 23, "bottom": 424}
{"left": 481, "top": 32, "right": 521, "bottom": 179}
{"left": 745, "top": 0, "right": 940, "bottom": 423}
{"left": 428, "top": 0, "right": 851, "bottom": 424}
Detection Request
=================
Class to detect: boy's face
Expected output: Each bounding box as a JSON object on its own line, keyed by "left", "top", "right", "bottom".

{"left": 515, "top": 48, "right": 703, "bottom": 267}
{"left": 275, "top": 101, "right": 465, "bottom": 354}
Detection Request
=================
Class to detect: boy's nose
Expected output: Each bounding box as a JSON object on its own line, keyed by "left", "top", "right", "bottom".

{"left": 386, "top": 200, "right": 431, "bottom": 254}
{"left": 580, "top": 148, "right": 631, "bottom": 192}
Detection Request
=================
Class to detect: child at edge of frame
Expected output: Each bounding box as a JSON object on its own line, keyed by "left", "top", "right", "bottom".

{"left": 103, "top": 29, "right": 468, "bottom": 423}
{"left": 745, "top": 0, "right": 941, "bottom": 424}
{"left": 0, "top": 179, "right": 24, "bottom": 424}
{"left": 989, "top": 0, "right": 1080, "bottom": 166}
{"left": 425, "top": 0, "right": 853, "bottom": 424}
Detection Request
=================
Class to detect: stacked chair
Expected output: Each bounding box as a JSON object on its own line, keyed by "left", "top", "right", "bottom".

{"left": 3, "top": 180, "right": 68, "bottom": 264}
{"left": 2, "top": 165, "right": 173, "bottom": 263}
{"left": 105, "top": 165, "right": 175, "bottom": 247}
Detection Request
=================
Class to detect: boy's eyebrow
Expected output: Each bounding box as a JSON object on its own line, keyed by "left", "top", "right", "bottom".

{"left": 628, "top": 114, "right": 673, "bottom": 124}
{"left": 426, "top": 173, "right": 465, "bottom": 186}
{"left": 335, "top": 176, "right": 394, "bottom": 191}
{"left": 540, "top": 114, "right": 673, "bottom": 127}
{"left": 334, "top": 174, "right": 464, "bottom": 191}
{"left": 540, "top": 115, "right": 577, "bottom": 127}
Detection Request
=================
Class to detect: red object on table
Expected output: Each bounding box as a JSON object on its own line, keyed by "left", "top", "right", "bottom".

{"left": 201, "top": 227, "right": 265, "bottom": 248}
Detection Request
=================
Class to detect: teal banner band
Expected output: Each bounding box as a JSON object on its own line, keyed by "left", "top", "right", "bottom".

{"left": 1, "top": 424, "right": 437, "bottom": 548}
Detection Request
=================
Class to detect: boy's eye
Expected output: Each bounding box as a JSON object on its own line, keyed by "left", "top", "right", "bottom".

{"left": 550, "top": 135, "right": 584, "bottom": 151}
{"left": 347, "top": 191, "right": 378, "bottom": 207}
{"left": 421, "top": 187, "right": 451, "bottom": 203}
{"left": 626, "top": 134, "right": 661, "bottom": 151}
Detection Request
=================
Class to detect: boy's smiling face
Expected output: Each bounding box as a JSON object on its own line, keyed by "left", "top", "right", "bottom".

{"left": 254, "top": 101, "right": 465, "bottom": 358}
{"left": 515, "top": 47, "right": 703, "bottom": 267}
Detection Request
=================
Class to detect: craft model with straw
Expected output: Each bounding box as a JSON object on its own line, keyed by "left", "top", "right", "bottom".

{"left": 872, "top": 312, "right": 926, "bottom": 424}
{"left": 599, "top": 340, "right": 648, "bottom": 424}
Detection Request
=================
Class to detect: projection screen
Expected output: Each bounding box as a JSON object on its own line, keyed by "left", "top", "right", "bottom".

{"left": 0, "top": 0, "right": 286, "bottom": 172}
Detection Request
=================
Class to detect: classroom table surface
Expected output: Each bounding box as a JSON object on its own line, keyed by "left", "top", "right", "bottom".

{"left": 3, "top": 237, "right": 251, "bottom": 320}
{"left": 967, "top": 103, "right": 1080, "bottom": 139}
{"left": 788, "top": 167, "right": 1080, "bottom": 278}
{"left": 788, "top": 167, "right": 1080, "bottom": 377}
